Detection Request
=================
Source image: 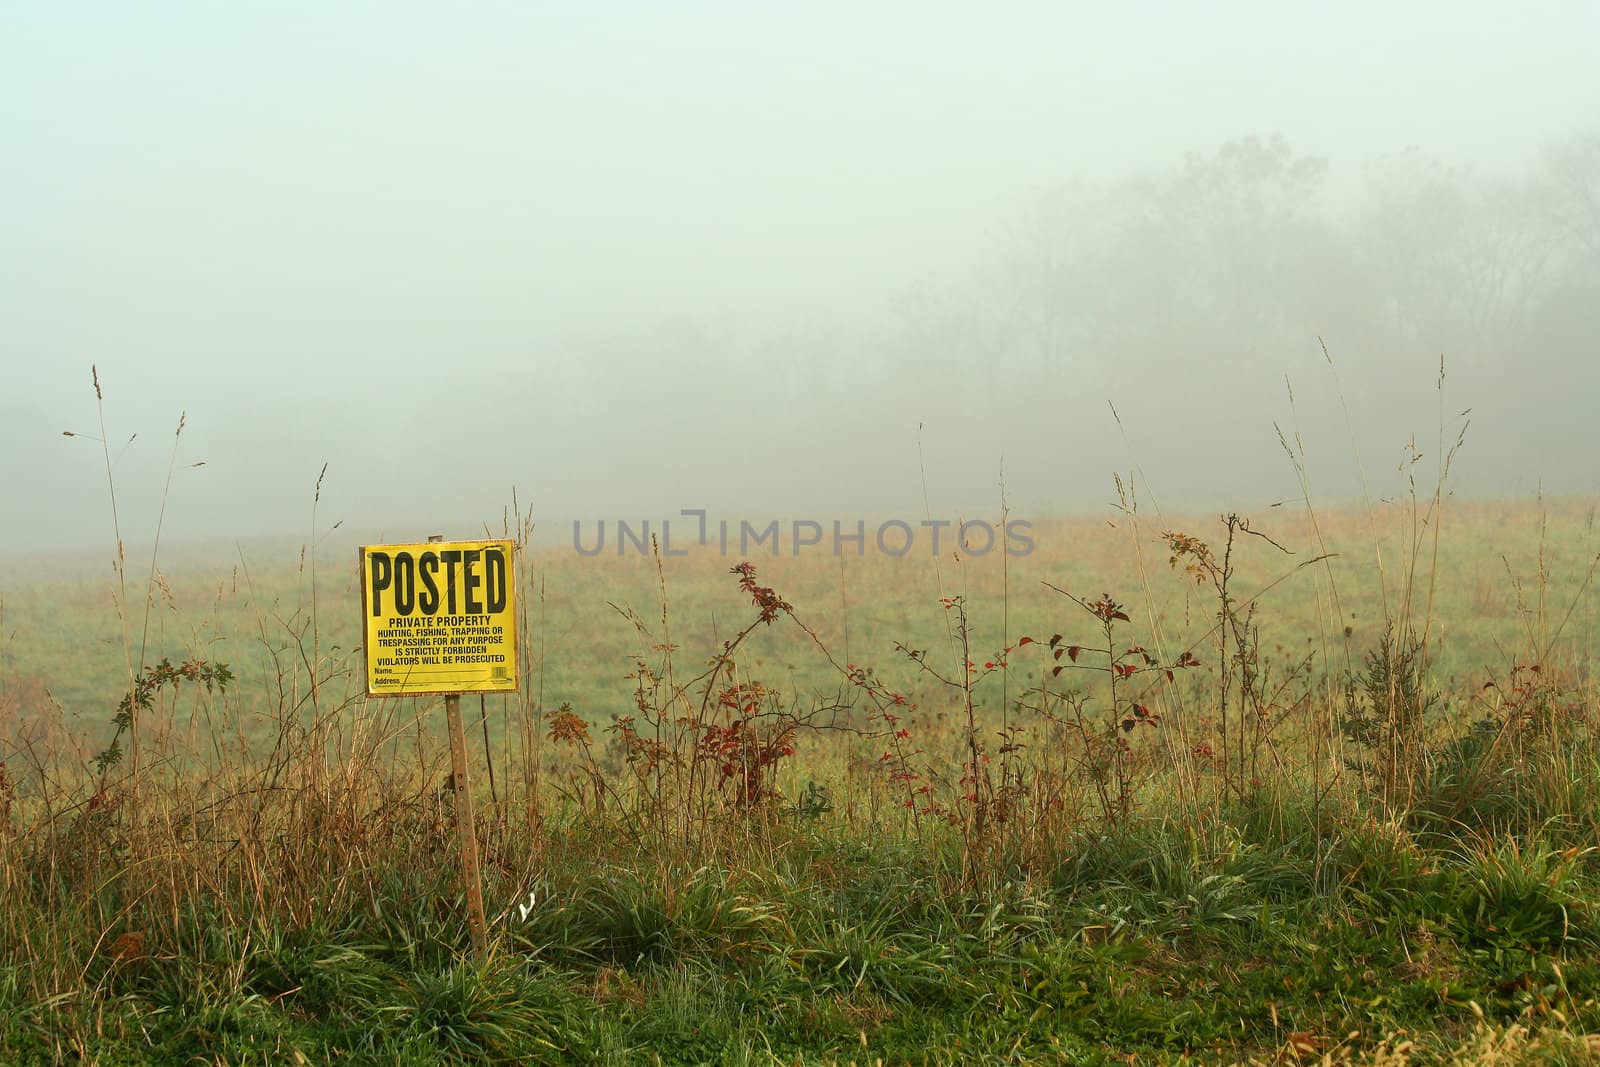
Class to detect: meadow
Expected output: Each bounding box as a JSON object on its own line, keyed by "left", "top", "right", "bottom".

{"left": 3, "top": 483, "right": 1600, "bottom": 1064}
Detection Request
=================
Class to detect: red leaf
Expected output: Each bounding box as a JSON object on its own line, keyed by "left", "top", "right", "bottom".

{"left": 1067, "top": 646, "right": 1082, "bottom": 662}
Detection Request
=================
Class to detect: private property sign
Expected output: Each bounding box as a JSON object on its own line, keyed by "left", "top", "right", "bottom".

{"left": 359, "top": 539, "right": 518, "bottom": 697}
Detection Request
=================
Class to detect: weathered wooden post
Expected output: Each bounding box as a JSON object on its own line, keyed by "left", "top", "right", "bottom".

{"left": 444, "top": 689, "right": 489, "bottom": 955}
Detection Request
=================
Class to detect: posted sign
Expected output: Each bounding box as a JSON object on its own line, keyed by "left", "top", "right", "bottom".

{"left": 360, "top": 539, "right": 518, "bottom": 697}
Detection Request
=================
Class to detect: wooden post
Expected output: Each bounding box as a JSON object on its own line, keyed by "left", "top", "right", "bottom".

{"left": 428, "top": 534, "right": 489, "bottom": 958}
{"left": 446, "top": 692, "right": 490, "bottom": 957}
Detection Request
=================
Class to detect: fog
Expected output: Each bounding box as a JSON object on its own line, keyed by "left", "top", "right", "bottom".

{"left": 3, "top": 4, "right": 1598, "bottom": 557}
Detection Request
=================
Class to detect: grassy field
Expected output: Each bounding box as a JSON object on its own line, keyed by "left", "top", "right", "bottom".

{"left": 4, "top": 491, "right": 1600, "bottom": 1063}
{"left": 6, "top": 496, "right": 1597, "bottom": 748}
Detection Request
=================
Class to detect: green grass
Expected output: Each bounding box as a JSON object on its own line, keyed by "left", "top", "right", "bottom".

{"left": 5, "top": 496, "right": 1600, "bottom": 1063}
{"left": 8, "top": 818, "right": 1600, "bottom": 1063}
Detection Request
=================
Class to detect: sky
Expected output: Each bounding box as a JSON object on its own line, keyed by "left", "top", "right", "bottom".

{"left": 3, "top": 3, "right": 1598, "bottom": 557}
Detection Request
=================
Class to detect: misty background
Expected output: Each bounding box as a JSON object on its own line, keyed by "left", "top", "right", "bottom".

{"left": 3, "top": 4, "right": 1598, "bottom": 559}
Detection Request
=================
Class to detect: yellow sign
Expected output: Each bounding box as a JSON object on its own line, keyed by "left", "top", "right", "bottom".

{"left": 360, "top": 539, "right": 518, "bottom": 697}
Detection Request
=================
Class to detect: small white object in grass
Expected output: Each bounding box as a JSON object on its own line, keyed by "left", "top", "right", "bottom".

{"left": 515, "top": 889, "right": 538, "bottom": 922}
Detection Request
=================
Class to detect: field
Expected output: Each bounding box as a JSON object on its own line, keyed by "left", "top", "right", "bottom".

{"left": 4, "top": 490, "right": 1600, "bottom": 1064}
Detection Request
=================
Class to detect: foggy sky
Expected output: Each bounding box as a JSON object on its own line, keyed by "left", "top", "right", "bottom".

{"left": 3, "top": 4, "right": 1598, "bottom": 558}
